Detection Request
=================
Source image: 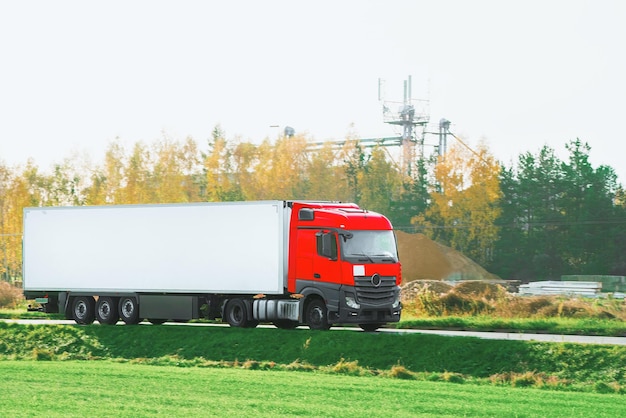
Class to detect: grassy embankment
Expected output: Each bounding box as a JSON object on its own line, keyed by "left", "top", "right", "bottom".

{"left": 1, "top": 321, "right": 626, "bottom": 394}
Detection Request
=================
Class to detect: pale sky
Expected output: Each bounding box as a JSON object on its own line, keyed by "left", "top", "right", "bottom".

{"left": 1, "top": 0, "right": 625, "bottom": 183}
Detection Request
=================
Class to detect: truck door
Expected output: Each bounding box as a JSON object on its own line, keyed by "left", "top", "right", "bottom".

{"left": 313, "top": 230, "right": 342, "bottom": 284}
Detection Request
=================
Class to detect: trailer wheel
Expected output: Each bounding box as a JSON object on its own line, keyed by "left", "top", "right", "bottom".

{"left": 72, "top": 296, "right": 95, "bottom": 325}
{"left": 225, "top": 299, "right": 254, "bottom": 328}
{"left": 148, "top": 319, "right": 167, "bottom": 325}
{"left": 119, "top": 297, "right": 141, "bottom": 325}
{"left": 305, "top": 298, "right": 330, "bottom": 330}
{"left": 95, "top": 297, "right": 119, "bottom": 325}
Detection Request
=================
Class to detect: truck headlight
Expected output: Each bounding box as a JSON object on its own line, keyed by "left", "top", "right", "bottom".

{"left": 345, "top": 294, "right": 360, "bottom": 309}
{"left": 392, "top": 295, "right": 401, "bottom": 309}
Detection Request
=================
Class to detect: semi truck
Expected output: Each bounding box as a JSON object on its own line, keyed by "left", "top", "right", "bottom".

{"left": 23, "top": 200, "right": 402, "bottom": 331}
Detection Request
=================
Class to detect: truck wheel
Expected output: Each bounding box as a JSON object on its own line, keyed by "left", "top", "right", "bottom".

{"left": 72, "top": 296, "right": 95, "bottom": 325}
{"left": 306, "top": 298, "right": 330, "bottom": 330}
{"left": 359, "top": 323, "right": 382, "bottom": 332}
{"left": 225, "top": 299, "right": 252, "bottom": 328}
{"left": 96, "top": 297, "right": 119, "bottom": 325}
{"left": 119, "top": 297, "right": 141, "bottom": 325}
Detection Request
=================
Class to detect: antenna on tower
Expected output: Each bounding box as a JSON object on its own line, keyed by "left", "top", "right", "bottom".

{"left": 380, "top": 75, "right": 430, "bottom": 176}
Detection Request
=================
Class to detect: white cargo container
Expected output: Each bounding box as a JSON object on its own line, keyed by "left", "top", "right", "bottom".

{"left": 24, "top": 201, "right": 287, "bottom": 294}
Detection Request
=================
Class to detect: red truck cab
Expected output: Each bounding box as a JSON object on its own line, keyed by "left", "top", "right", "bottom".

{"left": 287, "top": 201, "right": 402, "bottom": 330}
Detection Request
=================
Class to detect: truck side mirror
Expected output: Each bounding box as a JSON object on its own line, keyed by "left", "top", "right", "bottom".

{"left": 316, "top": 232, "right": 338, "bottom": 260}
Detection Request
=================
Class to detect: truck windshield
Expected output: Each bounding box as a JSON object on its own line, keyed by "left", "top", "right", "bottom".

{"left": 342, "top": 230, "right": 398, "bottom": 262}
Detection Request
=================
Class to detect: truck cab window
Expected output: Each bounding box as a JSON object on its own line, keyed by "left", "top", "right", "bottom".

{"left": 342, "top": 230, "right": 398, "bottom": 263}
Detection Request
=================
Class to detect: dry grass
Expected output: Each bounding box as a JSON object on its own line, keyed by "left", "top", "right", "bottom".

{"left": 402, "top": 280, "right": 626, "bottom": 320}
{"left": 0, "top": 282, "right": 23, "bottom": 309}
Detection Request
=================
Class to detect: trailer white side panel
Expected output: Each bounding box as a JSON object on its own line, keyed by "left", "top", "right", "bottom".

{"left": 23, "top": 202, "right": 286, "bottom": 294}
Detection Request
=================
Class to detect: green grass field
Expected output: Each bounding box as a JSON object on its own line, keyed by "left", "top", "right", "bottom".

{"left": 2, "top": 321, "right": 626, "bottom": 394}
{"left": 1, "top": 361, "right": 624, "bottom": 417}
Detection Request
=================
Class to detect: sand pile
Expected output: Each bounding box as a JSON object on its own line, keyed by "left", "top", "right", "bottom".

{"left": 396, "top": 230, "right": 499, "bottom": 283}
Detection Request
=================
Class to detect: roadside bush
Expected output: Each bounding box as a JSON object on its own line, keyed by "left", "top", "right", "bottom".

{"left": 440, "top": 292, "right": 493, "bottom": 316}
{"left": 0, "top": 281, "right": 23, "bottom": 309}
{"left": 322, "top": 359, "right": 374, "bottom": 377}
{"left": 402, "top": 280, "right": 626, "bottom": 321}
{"left": 414, "top": 289, "right": 444, "bottom": 316}
{"left": 385, "top": 364, "right": 416, "bottom": 380}
{"left": 453, "top": 281, "right": 506, "bottom": 300}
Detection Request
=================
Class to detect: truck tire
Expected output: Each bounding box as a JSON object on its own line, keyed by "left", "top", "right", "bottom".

{"left": 225, "top": 299, "right": 257, "bottom": 328}
{"left": 119, "top": 296, "right": 141, "bottom": 325}
{"left": 72, "top": 296, "right": 95, "bottom": 325}
{"left": 305, "top": 298, "right": 331, "bottom": 330}
{"left": 95, "top": 297, "right": 119, "bottom": 325}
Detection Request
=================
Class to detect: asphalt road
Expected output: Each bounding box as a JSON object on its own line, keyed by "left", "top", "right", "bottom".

{"left": 4, "top": 318, "right": 626, "bottom": 345}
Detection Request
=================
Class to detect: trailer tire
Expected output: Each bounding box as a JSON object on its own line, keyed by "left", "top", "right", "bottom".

{"left": 225, "top": 299, "right": 253, "bottom": 328}
{"left": 72, "top": 296, "right": 95, "bottom": 325}
{"left": 305, "top": 298, "right": 331, "bottom": 330}
{"left": 148, "top": 318, "right": 167, "bottom": 325}
{"left": 96, "top": 297, "right": 119, "bottom": 325}
{"left": 119, "top": 297, "right": 141, "bottom": 325}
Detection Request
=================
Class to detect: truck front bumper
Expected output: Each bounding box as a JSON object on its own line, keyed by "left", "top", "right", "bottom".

{"left": 332, "top": 287, "right": 402, "bottom": 324}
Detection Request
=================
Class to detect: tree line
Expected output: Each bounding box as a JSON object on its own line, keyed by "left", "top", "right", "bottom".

{"left": 1, "top": 126, "right": 625, "bottom": 282}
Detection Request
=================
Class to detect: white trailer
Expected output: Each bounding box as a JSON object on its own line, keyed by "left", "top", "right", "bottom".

{"left": 24, "top": 201, "right": 289, "bottom": 324}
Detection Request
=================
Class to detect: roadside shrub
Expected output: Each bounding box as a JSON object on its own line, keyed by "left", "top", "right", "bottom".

{"left": 415, "top": 289, "right": 445, "bottom": 316}
{"left": 442, "top": 371, "right": 465, "bottom": 384}
{"left": 537, "top": 299, "right": 596, "bottom": 319}
{"left": 454, "top": 281, "right": 507, "bottom": 300}
{"left": 322, "top": 359, "right": 373, "bottom": 377}
{"left": 594, "top": 381, "right": 622, "bottom": 394}
{"left": 440, "top": 292, "right": 492, "bottom": 315}
{"left": 385, "top": 364, "right": 416, "bottom": 380}
{"left": 284, "top": 360, "right": 316, "bottom": 372}
{"left": 0, "top": 281, "right": 23, "bottom": 309}
{"left": 519, "top": 296, "right": 554, "bottom": 317}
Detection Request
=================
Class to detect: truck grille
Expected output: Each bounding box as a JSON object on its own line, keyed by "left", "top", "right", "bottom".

{"left": 354, "top": 276, "right": 397, "bottom": 305}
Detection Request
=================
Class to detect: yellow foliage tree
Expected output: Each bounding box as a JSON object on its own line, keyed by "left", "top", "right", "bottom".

{"left": 306, "top": 142, "right": 346, "bottom": 201}
{"left": 414, "top": 140, "right": 502, "bottom": 265}
{"left": 0, "top": 162, "right": 42, "bottom": 280}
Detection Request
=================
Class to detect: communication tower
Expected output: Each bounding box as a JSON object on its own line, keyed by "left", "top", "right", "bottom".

{"left": 304, "top": 75, "right": 446, "bottom": 177}
{"left": 379, "top": 76, "right": 430, "bottom": 177}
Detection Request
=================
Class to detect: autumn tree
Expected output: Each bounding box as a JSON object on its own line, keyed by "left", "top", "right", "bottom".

{"left": 306, "top": 142, "right": 346, "bottom": 201}
{"left": 204, "top": 126, "right": 240, "bottom": 201}
{"left": 414, "top": 141, "right": 501, "bottom": 266}
{"left": 230, "top": 141, "right": 258, "bottom": 201}
{"left": 0, "top": 161, "right": 44, "bottom": 280}
{"left": 150, "top": 138, "right": 194, "bottom": 203}
{"left": 120, "top": 142, "right": 151, "bottom": 204}
{"left": 84, "top": 141, "right": 126, "bottom": 205}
